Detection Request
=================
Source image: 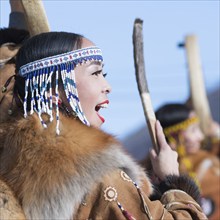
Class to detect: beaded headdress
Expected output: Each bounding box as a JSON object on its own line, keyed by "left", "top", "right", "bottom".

{"left": 163, "top": 116, "right": 199, "bottom": 157}
{"left": 18, "top": 46, "right": 103, "bottom": 134}
{"left": 163, "top": 116, "right": 199, "bottom": 137}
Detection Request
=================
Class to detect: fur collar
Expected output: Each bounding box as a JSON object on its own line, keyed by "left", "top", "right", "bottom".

{"left": 0, "top": 113, "right": 152, "bottom": 219}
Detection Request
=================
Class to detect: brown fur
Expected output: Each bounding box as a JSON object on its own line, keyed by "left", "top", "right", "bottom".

{"left": 0, "top": 178, "right": 25, "bottom": 220}
{"left": 0, "top": 54, "right": 20, "bottom": 123}
{"left": 0, "top": 113, "right": 151, "bottom": 219}
{"left": 0, "top": 113, "right": 117, "bottom": 197}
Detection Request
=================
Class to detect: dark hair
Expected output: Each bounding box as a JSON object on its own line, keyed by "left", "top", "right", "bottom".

{"left": 15, "top": 31, "right": 83, "bottom": 71}
{"left": 0, "top": 28, "right": 29, "bottom": 46}
{"left": 155, "top": 103, "right": 192, "bottom": 129}
{"left": 14, "top": 31, "right": 84, "bottom": 109}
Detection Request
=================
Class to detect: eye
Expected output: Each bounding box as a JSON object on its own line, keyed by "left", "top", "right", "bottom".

{"left": 103, "top": 72, "right": 107, "bottom": 78}
{"left": 92, "top": 70, "right": 107, "bottom": 78}
{"left": 92, "top": 70, "right": 102, "bottom": 76}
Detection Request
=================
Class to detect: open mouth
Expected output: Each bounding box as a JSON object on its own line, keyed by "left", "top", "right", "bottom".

{"left": 95, "top": 100, "right": 109, "bottom": 123}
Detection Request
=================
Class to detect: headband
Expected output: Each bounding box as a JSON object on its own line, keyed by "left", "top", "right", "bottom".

{"left": 18, "top": 46, "right": 103, "bottom": 134}
{"left": 163, "top": 116, "right": 199, "bottom": 136}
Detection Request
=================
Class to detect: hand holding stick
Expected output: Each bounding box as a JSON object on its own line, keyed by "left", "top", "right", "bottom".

{"left": 132, "top": 18, "right": 159, "bottom": 154}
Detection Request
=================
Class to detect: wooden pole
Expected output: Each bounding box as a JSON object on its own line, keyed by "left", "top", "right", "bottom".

{"left": 179, "top": 35, "right": 212, "bottom": 135}
{"left": 133, "top": 18, "right": 159, "bottom": 154}
{"left": 21, "top": 0, "right": 50, "bottom": 36}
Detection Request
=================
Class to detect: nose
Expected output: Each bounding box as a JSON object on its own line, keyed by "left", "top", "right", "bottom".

{"left": 197, "top": 127, "right": 205, "bottom": 142}
{"left": 102, "top": 78, "right": 112, "bottom": 94}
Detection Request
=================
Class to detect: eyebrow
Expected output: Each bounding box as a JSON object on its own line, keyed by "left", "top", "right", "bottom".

{"left": 88, "top": 60, "right": 104, "bottom": 67}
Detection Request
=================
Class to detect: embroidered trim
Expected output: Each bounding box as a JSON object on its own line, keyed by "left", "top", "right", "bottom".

{"left": 103, "top": 186, "right": 117, "bottom": 202}
{"left": 117, "top": 202, "right": 136, "bottom": 220}
{"left": 164, "top": 200, "right": 203, "bottom": 212}
{"left": 161, "top": 189, "right": 189, "bottom": 197}
{"left": 115, "top": 171, "right": 153, "bottom": 220}
{"left": 120, "top": 171, "right": 132, "bottom": 182}
{"left": 163, "top": 116, "right": 199, "bottom": 136}
{"left": 19, "top": 46, "right": 103, "bottom": 76}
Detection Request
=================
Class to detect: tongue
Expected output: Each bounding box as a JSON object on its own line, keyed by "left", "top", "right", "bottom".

{"left": 97, "top": 112, "right": 105, "bottom": 123}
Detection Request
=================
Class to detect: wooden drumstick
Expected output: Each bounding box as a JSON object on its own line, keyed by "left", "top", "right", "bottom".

{"left": 21, "top": 0, "right": 50, "bottom": 36}
{"left": 179, "top": 35, "right": 212, "bottom": 135}
{"left": 133, "top": 18, "right": 159, "bottom": 154}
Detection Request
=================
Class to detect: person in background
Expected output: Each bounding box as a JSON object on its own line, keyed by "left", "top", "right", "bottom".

{"left": 185, "top": 99, "right": 220, "bottom": 158}
{"left": 0, "top": 31, "right": 207, "bottom": 219}
{"left": 201, "top": 120, "right": 220, "bottom": 158}
{"left": 0, "top": 1, "right": 29, "bottom": 219}
{"left": 156, "top": 103, "right": 220, "bottom": 220}
{"left": 0, "top": 0, "right": 29, "bottom": 123}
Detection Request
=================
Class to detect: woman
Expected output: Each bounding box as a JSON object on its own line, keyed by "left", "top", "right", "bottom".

{"left": 156, "top": 103, "right": 220, "bottom": 220}
{"left": 0, "top": 32, "right": 206, "bottom": 219}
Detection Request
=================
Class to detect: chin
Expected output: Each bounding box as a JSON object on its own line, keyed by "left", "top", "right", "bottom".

{"left": 189, "top": 151, "right": 198, "bottom": 154}
{"left": 93, "top": 124, "right": 102, "bottom": 129}
{"left": 90, "top": 120, "right": 103, "bottom": 128}
{"left": 188, "top": 148, "right": 200, "bottom": 154}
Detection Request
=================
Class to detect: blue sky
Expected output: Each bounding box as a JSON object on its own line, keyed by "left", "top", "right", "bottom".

{"left": 1, "top": 0, "right": 219, "bottom": 140}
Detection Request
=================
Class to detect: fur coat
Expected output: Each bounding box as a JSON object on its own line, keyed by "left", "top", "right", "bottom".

{"left": 0, "top": 113, "right": 207, "bottom": 219}
{"left": 0, "top": 28, "right": 29, "bottom": 123}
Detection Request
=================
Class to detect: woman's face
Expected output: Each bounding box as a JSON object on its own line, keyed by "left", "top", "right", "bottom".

{"left": 74, "top": 38, "right": 112, "bottom": 128}
{"left": 181, "top": 111, "right": 204, "bottom": 154}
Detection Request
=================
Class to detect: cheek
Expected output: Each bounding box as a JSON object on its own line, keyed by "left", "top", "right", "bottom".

{"left": 76, "top": 83, "right": 98, "bottom": 114}
{"left": 182, "top": 131, "right": 195, "bottom": 146}
{"left": 78, "top": 85, "right": 96, "bottom": 104}
{"left": 77, "top": 85, "right": 86, "bottom": 102}
{"left": 77, "top": 81, "right": 90, "bottom": 101}
{"left": 184, "top": 134, "right": 200, "bottom": 152}
{"left": 184, "top": 136, "right": 194, "bottom": 146}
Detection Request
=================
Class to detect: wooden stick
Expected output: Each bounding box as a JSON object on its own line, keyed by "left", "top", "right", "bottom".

{"left": 133, "top": 18, "right": 159, "bottom": 154}
{"left": 21, "top": 0, "right": 50, "bottom": 36}
{"left": 180, "top": 35, "right": 212, "bottom": 135}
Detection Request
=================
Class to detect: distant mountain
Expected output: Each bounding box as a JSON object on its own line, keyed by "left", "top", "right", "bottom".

{"left": 122, "top": 86, "right": 220, "bottom": 161}
{"left": 209, "top": 88, "right": 220, "bottom": 123}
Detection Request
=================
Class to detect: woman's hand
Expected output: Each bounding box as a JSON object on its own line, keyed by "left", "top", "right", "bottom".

{"left": 150, "top": 120, "right": 179, "bottom": 180}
